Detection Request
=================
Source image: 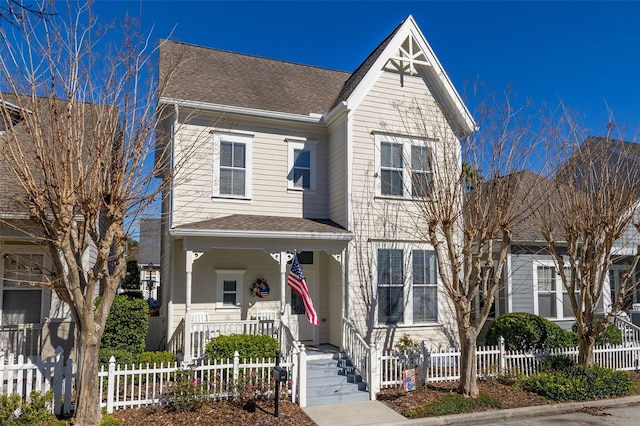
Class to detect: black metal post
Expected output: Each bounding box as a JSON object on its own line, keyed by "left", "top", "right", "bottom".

{"left": 274, "top": 350, "right": 281, "bottom": 417}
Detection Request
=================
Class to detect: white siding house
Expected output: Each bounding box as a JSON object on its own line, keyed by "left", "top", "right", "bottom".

{"left": 157, "top": 16, "right": 476, "bottom": 361}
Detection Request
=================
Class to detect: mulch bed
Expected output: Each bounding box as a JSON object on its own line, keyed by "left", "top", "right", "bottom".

{"left": 110, "top": 399, "right": 315, "bottom": 425}
{"left": 110, "top": 371, "right": 640, "bottom": 424}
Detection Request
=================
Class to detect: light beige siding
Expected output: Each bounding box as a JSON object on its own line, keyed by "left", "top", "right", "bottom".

{"left": 327, "top": 116, "right": 349, "bottom": 228}
{"left": 347, "top": 70, "right": 461, "bottom": 347}
{"left": 171, "top": 111, "right": 330, "bottom": 227}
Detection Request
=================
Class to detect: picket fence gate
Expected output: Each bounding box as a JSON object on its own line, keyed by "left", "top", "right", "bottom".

{"left": 380, "top": 339, "right": 640, "bottom": 389}
{"left": 0, "top": 346, "right": 73, "bottom": 415}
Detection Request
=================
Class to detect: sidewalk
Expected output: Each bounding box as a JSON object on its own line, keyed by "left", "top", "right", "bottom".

{"left": 302, "top": 395, "right": 640, "bottom": 426}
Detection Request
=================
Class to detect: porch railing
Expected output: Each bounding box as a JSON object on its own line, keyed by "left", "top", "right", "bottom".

{"left": 0, "top": 324, "right": 43, "bottom": 357}
{"left": 167, "top": 319, "right": 185, "bottom": 356}
{"left": 342, "top": 318, "right": 378, "bottom": 400}
{"left": 614, "top": 315, "right": 640, "bottom": 346}
{"left": 190, "top": 320, "right": 280, "bottom": 359}
{"left": 278, "top": 321, "right": 303, "bottom": 406}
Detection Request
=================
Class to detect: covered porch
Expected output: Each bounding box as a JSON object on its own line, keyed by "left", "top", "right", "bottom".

{"left": 164, "top": 215, "right": 352, "bottom": 362}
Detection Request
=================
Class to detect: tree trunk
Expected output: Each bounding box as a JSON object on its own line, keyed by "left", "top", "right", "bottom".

{"left": 577, "top": 335, "right": 595, "bottom": 366}
{"left": 458, "top": 331, "right": 479, "bottom": 398}
{"left": 73, "top": 329, "right": 102, "bottom": 425}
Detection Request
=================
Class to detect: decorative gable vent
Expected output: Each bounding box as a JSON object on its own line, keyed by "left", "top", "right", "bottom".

{"left": 385, "top": 33, "right": 431, "bottom": 75}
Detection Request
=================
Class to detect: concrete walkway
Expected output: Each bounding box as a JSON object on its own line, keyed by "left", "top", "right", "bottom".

{"left": 302, "top": 400, "right": 406, "bottom": 426}
{"left": 302, "top": 395, "right": 640, "bottom": 426}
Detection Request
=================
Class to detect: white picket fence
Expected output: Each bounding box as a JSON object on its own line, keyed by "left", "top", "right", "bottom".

{"left": 98, "top": 351, "right": 296, "bottom": 413}
{"left": 0, "top": 346, "right": 73, "bottom": 415}
{"left": 380, "top": 340, "right": 640, "bottom": 389}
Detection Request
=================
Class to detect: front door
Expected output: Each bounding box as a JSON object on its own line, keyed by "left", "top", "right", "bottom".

{"left": 288, "top": 257, "right": 318, "bottom": 344}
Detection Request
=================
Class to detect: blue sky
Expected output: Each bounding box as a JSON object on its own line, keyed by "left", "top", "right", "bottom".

{"left": 92, "top": 0, "right": 640, "bottom": 140}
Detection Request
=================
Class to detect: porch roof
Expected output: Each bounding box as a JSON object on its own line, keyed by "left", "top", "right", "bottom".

{"left": 171, "top": 215, "right": 352, "bottom": 241}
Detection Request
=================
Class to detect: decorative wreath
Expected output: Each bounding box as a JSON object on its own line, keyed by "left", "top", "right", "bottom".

{"left": 249, "top": 278, "right": 270, "bottom": 298}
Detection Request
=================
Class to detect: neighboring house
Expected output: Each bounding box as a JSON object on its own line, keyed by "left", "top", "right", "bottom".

{"left": 138, "top": 218, "right": 162, "bottom": 303}
{"left": 156, "top": 15, "right": 476, "bottom": 361}
{"left": 478, "top": 144, "right": 640, "bottom": 340}
{"left": 0, "top": 96, "right": 75, "bottom": 358}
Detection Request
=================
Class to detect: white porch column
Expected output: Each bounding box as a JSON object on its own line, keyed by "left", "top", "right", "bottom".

{"left": 269, "top": 252, "right": 294, "bottom": 315}
{"left": 183, "top": 250, "right": 202, "bottom": 363}
{"left": 184, "top": 250, "right": 194, "bottom": 363}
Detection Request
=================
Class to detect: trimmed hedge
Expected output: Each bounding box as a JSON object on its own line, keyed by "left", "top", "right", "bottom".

{"left": 99, "top": 294, "right": 149, "bottom": 354}
{"left": 486, "top": 312, "right": 575, "bottom": 351}
{"left": 205, "top": 334, "right": 278, "bottom": 361}
{"left": 522, "top": 364, "right": 634, "bottom": 401}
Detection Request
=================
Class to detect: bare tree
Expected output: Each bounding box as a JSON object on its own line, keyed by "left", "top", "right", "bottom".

{"left": 397, "top": 93, "right": 542, "bottom": 397}
{"left": 533, "top": 113, "right": 640, "bottom": 366}
{"left": 0, "top": 4, "right": 181, "bottom": 424}
{"left": 0, "top": 0, "right": 53, "bottom": 26}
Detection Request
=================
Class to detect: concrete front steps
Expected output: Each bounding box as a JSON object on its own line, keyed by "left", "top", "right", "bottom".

{"left": 306, "top": 351, "right": 370, "bottom": 406}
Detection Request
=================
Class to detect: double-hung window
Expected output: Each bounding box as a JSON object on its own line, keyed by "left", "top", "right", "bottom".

{"left": 412, "top": 250, "right": 438, "bottom": 322}
{"left": 375, "top": 244, "right": 439, "bottom": 326}
{"left": 380, "top": 142, "right": 404, "bottom": 196}
{"left": 213, "top": 133, "right": 253, "bottom": 199}
{"left": 375, "top": 133, "right": 433, "bottom": 198}
{"left": 287, "top": 139, "right": 316, "bottom": 191}
{"left": 377, "top": 249, "right": 404, "bottom": 324}
{"left": 534, "top": 262, "right": 575, "bottom": 320}
{"left": 1, "top": 253, "right": 44, "bottom": 324}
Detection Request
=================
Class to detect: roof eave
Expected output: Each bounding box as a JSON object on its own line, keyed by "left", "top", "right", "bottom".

{"left": 158, "top": 97, "right": 325, "bottom": 125}
{"left": 170, "top": 227, "right": 353, "bottom": 241}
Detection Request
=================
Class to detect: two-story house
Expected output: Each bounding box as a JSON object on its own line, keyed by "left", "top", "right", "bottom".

{"left": 156, "top": 16, "right": 476, "bottom": 361}
{"left": 0, "top": 96, "right": 76, "bottom": 358}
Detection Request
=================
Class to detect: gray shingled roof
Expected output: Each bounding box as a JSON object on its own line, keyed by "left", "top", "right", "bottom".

{"left": 0, "top": 94, "right": 108, "bottom": 216}
{"left": 159, "top": 41, "right": 351, "bottom": 116}
{"left": 158, "top": 18, "right": 407, "bottom": 117}
{"left": 334, "top": 20, "right": 402, "bottom": 108}
{"left": 175, "top": 214, "right": 350, "bottom": 235}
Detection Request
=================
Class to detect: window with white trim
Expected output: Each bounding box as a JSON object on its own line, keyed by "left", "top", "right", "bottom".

{"left": 375, "top": 243, "right": 439, "bottom": 325}
{"left": 287, "top": 140, "right": 316, "bottom": 191}
{"left": 412, "top": 250, "right": 438, "bottom": 322}
{"left": 215, "top": 270, "right": 245, "bottom": 309}
{"left": 533, "top": 262, "right": 575, "bottom": 320}
{"left": 213, "top": 134, "right": 253, "bottom": 199}
{"left": 1, "top": 253, "right": 44, "bottom": 324}
{"left": 375, "top": 134, "right": 433, "bottom": 198}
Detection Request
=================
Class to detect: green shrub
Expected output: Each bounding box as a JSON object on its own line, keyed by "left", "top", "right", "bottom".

{"left": 544, "top": 354, "right": 576, "bottom": 372}
{"left": 137, "top": 351, "right": 178, "bottom": 366}
{"left": 394, "top": 334, "right": 421, "bottom": 353}
{"left": 100, "top": 415, "right": 123, "bottom": 425}
{"left": 0, "top": 391, "right": 54, "bottom": 425}
{"left": 205, "top": 334, "right": 278, "bottom": 362}
{"left": 99, "top": 349, "right": 138, "bottom": 367}
{"left": 486, "top": 312, "right": 575, "bottom": 351}
{"left": 522, "top": 365, "right": 634, "bottom": 401}
{"left": 572, "top": 320, "right": 623, "bottom": 346}
{"left": 99, "top": 295, "right": 149, "bottom": 354}
{"left": 403, "top": 392, "right": 501, "bottom": 418}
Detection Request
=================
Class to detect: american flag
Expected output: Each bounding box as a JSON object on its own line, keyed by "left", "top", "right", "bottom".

{"left": 287, "top": 254, "right": 319, "bottom": 326}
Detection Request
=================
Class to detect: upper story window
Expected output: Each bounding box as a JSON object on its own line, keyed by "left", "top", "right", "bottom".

{"left": 213, "top": 133, "right": 253, "bottom": 199}
{"left": 375, "top": 133, "right": 433, "bottom": 199}
{"left": 287, "top": 139, "right": 316, "bottom": 191}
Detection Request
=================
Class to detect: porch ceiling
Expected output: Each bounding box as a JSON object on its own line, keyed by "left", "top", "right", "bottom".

{"left": 172, "top": 214, "right": 352, "bottom": 251}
